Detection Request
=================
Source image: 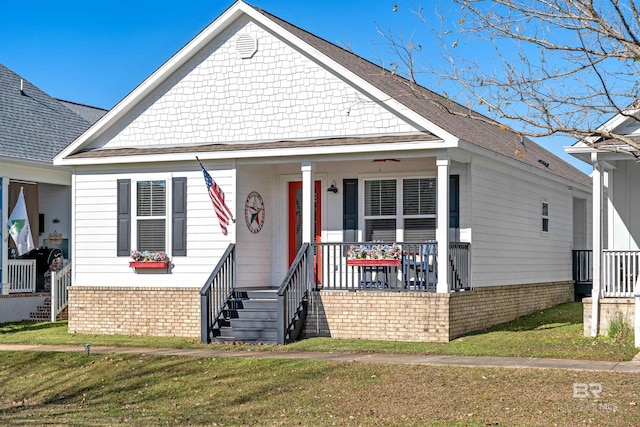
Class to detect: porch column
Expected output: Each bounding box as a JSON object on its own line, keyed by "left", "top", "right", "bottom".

{"left": 436, "top": 158, "right": 449, "bottom": 293}
{"left": 301, "top": 161, "right": 314, "bottom": 244}
{"left": 591, "top": 153, "right": 603, "bottom": 337}
{"left": 1, "top": 177, "right": 7, "bottom": 288}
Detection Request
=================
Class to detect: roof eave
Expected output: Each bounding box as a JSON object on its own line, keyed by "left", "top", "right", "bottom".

{"left": 54, "top": 138, "right": 450, "bottom": 166}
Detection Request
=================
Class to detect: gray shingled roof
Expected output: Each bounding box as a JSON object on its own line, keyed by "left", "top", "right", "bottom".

{"left": 57, "top": 99, "right": 107, "bottom": 125}
{"left": 0, "top": 63, "right": 101, "bottom": 164}
{"left": 256, "top": 8, "right": 591, "bottom": 188}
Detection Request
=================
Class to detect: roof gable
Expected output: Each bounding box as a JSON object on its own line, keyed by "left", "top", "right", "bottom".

{"left": 55, "top": 1, "right": 589, "bottom": 188}
{"left": 82, "top": 14, "right": 421, "bottom": 152}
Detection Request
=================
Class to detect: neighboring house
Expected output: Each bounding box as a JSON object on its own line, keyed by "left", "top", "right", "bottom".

{"left": 0, "top": 63, "right": 105, "bottom": 321}
{"left": 55, "top": 1, "right": 591, "bottom": 343}
{"left": 566, "top": 108, "right": 640, "bottom": 347}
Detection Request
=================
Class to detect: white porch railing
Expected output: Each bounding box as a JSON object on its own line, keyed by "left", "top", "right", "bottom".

{"left": 51, "top": 263, "right": 72, "bottom": 322}
{"left": 602, "top": 250, "right": 638, "bottom": 297}
{"left": 7, "top": 259, "right": 36, "bottom": 293}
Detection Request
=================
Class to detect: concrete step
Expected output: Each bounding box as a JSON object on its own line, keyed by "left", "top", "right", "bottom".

{"left": 217, "top": 327, "right": 278, "bottom": 342}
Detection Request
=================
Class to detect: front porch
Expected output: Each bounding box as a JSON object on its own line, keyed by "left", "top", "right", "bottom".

{"left": 200, "top": 241, "right": 574, "bottom": 344}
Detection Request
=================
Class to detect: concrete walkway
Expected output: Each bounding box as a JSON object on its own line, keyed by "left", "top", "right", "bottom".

{"left": 1, "top": 344, "right": 639, "bottom": 372}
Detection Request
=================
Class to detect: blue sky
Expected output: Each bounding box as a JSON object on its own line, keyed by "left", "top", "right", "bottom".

{"left": 0, "top": 0, "right": 590, "bottom": 173}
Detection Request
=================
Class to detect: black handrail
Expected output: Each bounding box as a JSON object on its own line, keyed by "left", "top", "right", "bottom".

{"left": 277, "top": 243, "right": 310, "bottom": 345}
{"left": 200, "top": 244, "right": 235, "bottom": 343}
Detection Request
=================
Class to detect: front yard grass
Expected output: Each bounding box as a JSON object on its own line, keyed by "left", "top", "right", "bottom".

{"left": 0, "top": 351, "right": 638, "bottom": 426}
{"left": 0, "top": 302, "right": 638, "bottom": 425}
{"left": 288, "top": 302, "right": 639, "bottom": 361}
{"left": 0, "top": 302, "right": 637, "bottom": 361}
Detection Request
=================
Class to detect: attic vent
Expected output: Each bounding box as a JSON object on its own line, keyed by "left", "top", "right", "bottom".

{"left": 538, "top": 159, "right": 549, "bottom": 168}
{"left": 236, "top": 34, "right": 257, "bottom": 59}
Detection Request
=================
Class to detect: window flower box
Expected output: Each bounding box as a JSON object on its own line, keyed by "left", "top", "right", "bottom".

{"left": 129, "top": 261, "right": 170, "bottom": 269}
{"left": 129, "top": 251, "right": 170, "bottom": 272}
{"left": 346, "top": 259, "right": 400, "bottom": 267}
{"left": 346, "top": 243, "right": 401, "bottom": 261}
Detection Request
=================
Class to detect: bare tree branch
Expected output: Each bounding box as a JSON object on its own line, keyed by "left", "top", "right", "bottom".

{"left": 381, "top": 0, "right": 640, "bottom": 159}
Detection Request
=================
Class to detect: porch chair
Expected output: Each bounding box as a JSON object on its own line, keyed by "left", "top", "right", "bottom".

{"left": 403, "top": 241, "right": 437, "bottom": 291}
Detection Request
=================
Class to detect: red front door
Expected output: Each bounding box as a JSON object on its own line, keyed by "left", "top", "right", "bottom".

{"left": 288, "top": 181, "right": 322, "bottom": 266}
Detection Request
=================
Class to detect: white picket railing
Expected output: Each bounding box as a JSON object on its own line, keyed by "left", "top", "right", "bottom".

{"left": 7, "top": 259, "right": 36, "bottom": 293}
{"left": 51, "top": 263, "right": 72, "bottom": 322}
{"left": 602, "top": 250, "right": 638, "bottom": 297}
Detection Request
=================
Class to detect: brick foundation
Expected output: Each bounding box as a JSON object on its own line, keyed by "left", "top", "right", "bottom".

{"left": 304, "top": 281, "right": 573, "bottom": 342}
{"left": 68, "top": 286, "right": 201, "bottom": 338}
{"left": 448, "top": 281, "right": 574, "bottom": 339}
{"left": 582, "top": 297, "right": 636, "bottom": 337}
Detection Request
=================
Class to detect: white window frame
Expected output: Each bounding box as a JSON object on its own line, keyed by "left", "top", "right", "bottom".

{"left": 541, "top": 198, "right": 549, "bottom": 234}
{"left": 359, "top": 174, "right": 436, "bottom": 242}
{"left": 402, "top": 177, "right": 437, "bottom": 242}
{"left": 131, "top": 175, "right": 172, "bottom": 254}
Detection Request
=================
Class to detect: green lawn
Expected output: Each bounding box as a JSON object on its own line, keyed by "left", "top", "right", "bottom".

{"left": 0, "top": 302, "right": 638, "bottom": 426}
{"left": 288, "top": 302, "right": 639, "bottom": 361}
{"left": 0, "top": 302, "right": 637, "bottom": 361}
{"left": 0, "top": 351, "right": 638, "bottom": 426}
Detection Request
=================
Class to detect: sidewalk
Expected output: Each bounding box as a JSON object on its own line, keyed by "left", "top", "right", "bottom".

{"left": 1, "top": 343, "right": 639, "bottom": 372}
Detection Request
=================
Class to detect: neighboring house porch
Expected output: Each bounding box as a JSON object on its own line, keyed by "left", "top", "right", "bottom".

{"left": 0, "top": 63, "right": 105, "bottom": 322}
{"left": 566, "top": 116, "right": 640, "bottom": 347}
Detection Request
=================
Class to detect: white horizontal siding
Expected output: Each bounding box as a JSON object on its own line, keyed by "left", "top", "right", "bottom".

{"left": 236, "top": 164, "right": 273, "bottom": 288}
{"left": 470, "top": 158, "right": 574, "bottom": 286}
{"left": 72, "top": 166, "right": 234, "bottom": 287}
{"left": 610, "top": 160, "right": 640, "bottom": 250}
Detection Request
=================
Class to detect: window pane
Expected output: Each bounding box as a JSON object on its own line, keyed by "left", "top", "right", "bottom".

{"left": 137, "top": 219, "right": 166, "bottom": 252}
{"left": 404, "top": 218, "right": 436, "bottom": 241}
{"left": 542, "top": 218, "right": 549, "bottom": 233}
{"left": 137, "top": 181, "right": 166, "bottom": 216}
{"left": 542, "top": 202, "right": 549, "bottom": 217}
{"left": 365, "top": 218, "right": 396, "bottom": 242}
{"left": 365, "top": 180, "right": 396, "bottom": 216}
{"left": 404, "top": 178, "right": 436, "bottom": 215}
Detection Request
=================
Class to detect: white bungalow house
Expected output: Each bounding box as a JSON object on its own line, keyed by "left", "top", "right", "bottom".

{"left": 0, "top": 63, "right": 105, "bottom": 322}
{"left": 54, "top": 1, "right": 591, "bottom": 343}
{"left": 566, "top": 107, "right": 640, "bottom": 347}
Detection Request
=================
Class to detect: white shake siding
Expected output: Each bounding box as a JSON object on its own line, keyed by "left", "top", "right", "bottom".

{"left": 73, "top": 165, "right": 234, "bottom": 287}
{"left": 470, "top": 158, "right": 574, "bottom": 286}
{"left": 87, "top": 18, "right": 418, "bottom": 152}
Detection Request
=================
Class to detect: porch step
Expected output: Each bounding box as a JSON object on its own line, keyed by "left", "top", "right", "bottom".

{"left": 26, "top": 296, "right": 68, "bottom": 322}
{"left": 27, "top": 297, "right": 51, "bottom": 322}
{"left": 213, "top": 287, "right": 279, "bottom": 344}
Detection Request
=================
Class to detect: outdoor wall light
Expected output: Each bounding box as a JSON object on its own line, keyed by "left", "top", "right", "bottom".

{"left": 327, "top": 180, "right": 338, "bottom": 193}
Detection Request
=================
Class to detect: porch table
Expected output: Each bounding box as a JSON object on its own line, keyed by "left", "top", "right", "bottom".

{"left": 346, "top": 259, "right": 401, "bottom": 289}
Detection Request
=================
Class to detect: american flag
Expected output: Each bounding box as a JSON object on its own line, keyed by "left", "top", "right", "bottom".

{"left": 197, "top": 157, "right": 234, "bottom": 235}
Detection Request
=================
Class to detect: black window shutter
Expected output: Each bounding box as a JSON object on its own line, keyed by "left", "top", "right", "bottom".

{"left": 116, "top": 179, "right": 131, "bottom": 256}
{"left": 449, "top": 175, "right": 460, "bottom": 229}
{"left": 172, "top": 177, "right": 188, "bottom": 256}
{"left": 343, "top": 179, "right": 358, "bottom": 242}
